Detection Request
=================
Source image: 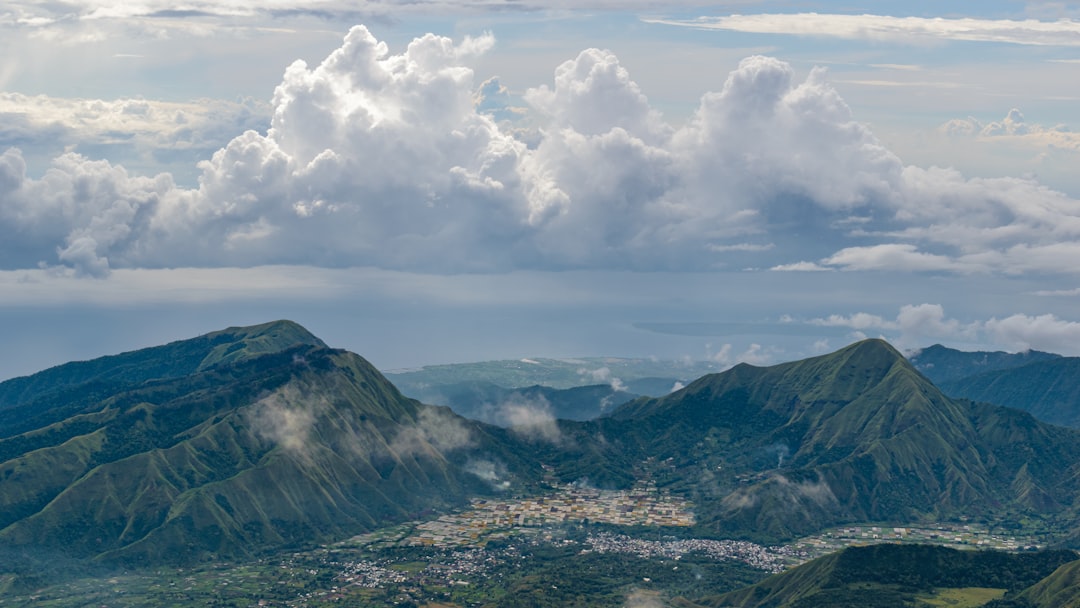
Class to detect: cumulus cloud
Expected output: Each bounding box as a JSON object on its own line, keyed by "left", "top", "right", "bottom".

{"left": 984, "top": 313, "right": 1080, "bottom": 353}
{"left": 249, "top": 383, "right": 319, "bottom": 458}
{"left": 0, "top": 93, "right": 268, "bottom": 159}
{"left": 650, "top": 14, "right": 1080, "bottom": 46}
{"left": 463, "top": 457, "right": 511, "bottom": 490}
{"left": 803, "top": 303, "right": 974, "bottom": 346}
{"left": 483, "top": 394, "right": 564, "bottom": 445}
{"left": 940, "top": 108, "right": 1080, "bottom": 151}
{"left": 4, "top": 25, "right": 1080, "bottom": 278}
{"left": 579, "top": 366, "right": 628, "bottom": 392}
{"left": 797, "top": 303, "right": 1080, "bottom": 354}
{"left": 706, "top": 342, "right": 780, "bottom": 368}
{"left": 389, "top": 407, "right": 474, "bottom": 459}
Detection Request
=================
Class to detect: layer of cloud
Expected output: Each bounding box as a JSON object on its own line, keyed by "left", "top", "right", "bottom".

{"left": 4, "top": 25, "right": 1080, "bottom": 278}
{"left": 650, "top": 14, "right": 1080, "bottom": 47}
{"left": 0, "top": 93, "right": 269, "bottom": 180}
{"left": 940, "top": 108, "right": 1080, "bottom": 151}
{"left": 796, "top": 303, "right": 1080, "bottom": 354}
{"left": 0, "top": 0, "right": 726, "bottom": 37}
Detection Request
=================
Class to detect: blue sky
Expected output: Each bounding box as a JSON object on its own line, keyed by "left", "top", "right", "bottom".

{"left": 2, "top": 0, "right": 1080, "bottom": 379}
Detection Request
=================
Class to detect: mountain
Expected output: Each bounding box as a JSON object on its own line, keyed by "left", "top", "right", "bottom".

{"left": 908, "top": 344, "right": 1061, "bottom": 386}
{"left": 905, "top": 344, "right": 1080, "bottom": 430}
{"left": 9, "top": 326, "right": 1080, "bottom": 590}
{"left": 396, "top": 380, "right": 638, "bottom": 424}
{"left": 541, "top": 339, "right": 1080, "bottom": 541}
{"left": 693, "top": 544, "right": 1078, "bottom": 608}
{"left": 937, "top": 358, "right": 1080, "bottom": 429}
{"left": 0, "top": 320, "right": 326, "bottom": 439}
{"left": 0, "top": 321, "right": 540, "bottom": 568}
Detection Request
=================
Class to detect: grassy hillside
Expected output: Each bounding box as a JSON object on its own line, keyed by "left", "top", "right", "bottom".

{"left": 700, "top": 544, "right": 1078, "bottom": 608}
{"left": 0, "top": 324, "right": 543, "bottom": 570}
{"left": 540, "top": 340, "right": 1080, "bottom": 541}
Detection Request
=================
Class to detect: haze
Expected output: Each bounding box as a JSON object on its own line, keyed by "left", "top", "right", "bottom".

{"left": 2, "top": 0, "right": 1080, "bottom": 379}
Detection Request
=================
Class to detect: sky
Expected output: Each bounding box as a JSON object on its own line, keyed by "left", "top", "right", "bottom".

{"left": 3, "top": 0, "right": 1080, "bottom": 380}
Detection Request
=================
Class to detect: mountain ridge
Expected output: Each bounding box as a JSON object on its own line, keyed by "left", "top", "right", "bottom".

{"left": 575, "top": 339, "right": 1080, "bottom": 540}
{"left": 0, "top": 325, "right": 542, "bottom": 566}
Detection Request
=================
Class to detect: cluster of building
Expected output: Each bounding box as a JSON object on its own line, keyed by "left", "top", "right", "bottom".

{"left": 337, "top": 548, "right": 496, "bottom": 589}
{"left": 405, "top": 483, "right": 695, "bottom": 548}
{"left": 583, "top": 532, "right": 802, "bottom": 574}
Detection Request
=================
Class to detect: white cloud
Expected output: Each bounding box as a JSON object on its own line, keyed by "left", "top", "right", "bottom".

{"left": 771, "top": 261, "right": 829, "bottom": 272}
{"left": 706, "top": 342, "right": 780, "bottom": 368}
{"left": 809, "top": 312, "right": 896, "bottom": 330}
{"left": 822, "top": 244, "right": 972, "bottom": 273}
{"left": 650, "top": 14, "right": 1080, "bottom": 47}
{"left": 4, "top": 25, "right": 1080, "bottom": 279}
{"left": 484, "top": 395, "right": 564, "bottom": 445}
{"left": 800, "top": 304, "right": 1080, "bottom": 354}
{"left": 984, "top": 313, "right": 1080, "bottom": 353}
{"left": 249, "top": 383, "right": 319, "bottom": 458}
{"left": 389, "top": 407, "right": 474, "bottom": 459}
{"left": 940, "top": 108, "right": 1080, "bottom": 151}
{"left": 0, "top": 93, "right": 269, "bottom": 163}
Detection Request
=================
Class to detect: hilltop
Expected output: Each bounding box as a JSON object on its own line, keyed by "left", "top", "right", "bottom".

{"left": 0, "top": 321, "right": 542, "bottom": 573}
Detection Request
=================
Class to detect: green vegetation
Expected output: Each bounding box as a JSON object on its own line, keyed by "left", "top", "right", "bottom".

{"left": 0, "top": 322, "right": 545, "bottom": 571}
{"left": 548, "top": 339, "right": 1080, "bottom": 541}
{"left": 920, "top": 587, "right": 1007, "bottom": 608}
{"left": 11, "top": 324, "right": 1080, "bottom": 606}
{"left": 0, "top": 527, "right": 771, "bottom": 607}
{"left": 699, "top": 544, "right": 1078, "bottom": 608}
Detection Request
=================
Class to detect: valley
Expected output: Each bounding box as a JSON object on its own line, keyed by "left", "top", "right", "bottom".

{"left": 0, "top": 479, "right": 1057, "bottom": 607}
{"left": 4, "top": 321, "right": 1080, "bottom": 607}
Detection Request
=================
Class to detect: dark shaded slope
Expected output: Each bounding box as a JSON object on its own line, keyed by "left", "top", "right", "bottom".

{"left": 1013, "top": 558, "right": 1080, "bottom": 608}
{"left": 699, "top": 544, "right": 1078, "bottom": 608}
{"left": 909, "top": 344, "right": 1060, "bottom": 386}
{"left": 940, "top": 358, "right": 1080, "bottom": 429}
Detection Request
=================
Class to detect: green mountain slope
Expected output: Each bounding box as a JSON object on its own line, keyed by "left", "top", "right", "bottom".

{"left": 548, "top": 340, "right": 1080, "bottom": 540}
{"left": 697, "top": 544, "right": 1078, "bottom": 608}
{"left": 0, "top": 320, "right": 327, "bottom": 440}
{"left": 908, "top": 344, "right": 1060, "bottom": 386}
{"left": 939, "top": 358, "right": 1080, "bottom": 429}
{"left": 0, "top": 323, "right": 540, "bottom": 567}
{"left": 1013, "top": 558, "right": 1080, "bottom": 608}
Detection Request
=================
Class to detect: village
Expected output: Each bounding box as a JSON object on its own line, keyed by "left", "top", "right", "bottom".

{"left": 402, "top": 482, "right": 696, "bottom": 548}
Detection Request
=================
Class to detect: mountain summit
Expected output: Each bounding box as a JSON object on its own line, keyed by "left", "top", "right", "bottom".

{"left": 590, "top": 339, "right": 1080, "bottom": 539}
{"left": 6, "top": 329, "right": 1080, "bottom": 574}
{"left": 0, "top": 321, "right": 538, "bottom": 565}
